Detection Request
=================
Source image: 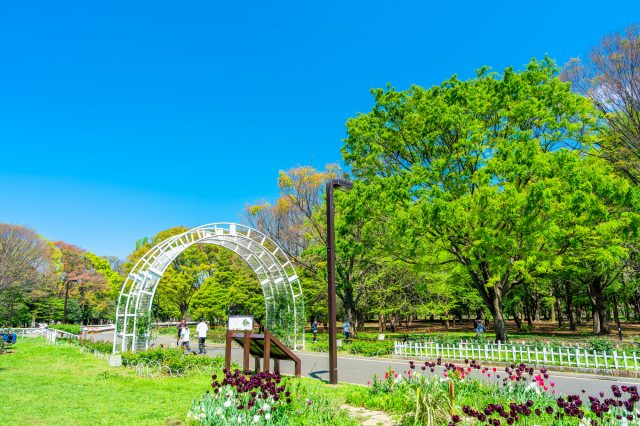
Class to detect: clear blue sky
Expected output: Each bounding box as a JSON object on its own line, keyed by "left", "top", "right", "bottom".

{"left": 1, "top": 1, "right": 638, "bottom": 259}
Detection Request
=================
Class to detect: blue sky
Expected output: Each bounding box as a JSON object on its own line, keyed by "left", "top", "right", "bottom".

{"left": 1, "top": 1, "right": 638, "bottom": 259}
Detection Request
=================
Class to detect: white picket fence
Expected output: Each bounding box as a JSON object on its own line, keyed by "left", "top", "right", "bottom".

{"left": 394, "top": 341, "right": 640, "bottom": 371}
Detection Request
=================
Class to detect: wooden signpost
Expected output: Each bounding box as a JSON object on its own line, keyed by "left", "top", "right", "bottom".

{"left": 224, "top": 329, "right": 301, "bottom": 378}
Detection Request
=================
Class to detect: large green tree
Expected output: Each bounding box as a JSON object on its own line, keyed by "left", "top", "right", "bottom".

{"left": 343, "top": 58, "right": 605, "bottom": 342}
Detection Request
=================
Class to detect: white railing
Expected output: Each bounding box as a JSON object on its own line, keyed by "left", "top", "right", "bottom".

{"left": 48, "top": 328, "right": 80, "bottom": 339}
{"left": 5, "top": 328, "right": 45, "bottom": 338}
{"left": 7, "top": 327, "right": 80, "bottom": 341}
{"left": 394, "top": 341, "right": 640, "bottom": 371}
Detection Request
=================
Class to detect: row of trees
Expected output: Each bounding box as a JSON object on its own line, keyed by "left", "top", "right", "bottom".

{"left": 0, "top": 222, "right": 265, "bottom": 329}
{"left": 0, "top": 224, "right": 120, "bottom": 326}
{"left": 245, "top": 26, "right": 640, "bottom": 342}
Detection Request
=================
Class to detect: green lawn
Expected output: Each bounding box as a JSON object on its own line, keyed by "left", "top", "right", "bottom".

{"left": 0, "top": 338, "right": 211, "bottom": 425}
{"left": 0, "top": 338, "right": 371, "bottom": 426}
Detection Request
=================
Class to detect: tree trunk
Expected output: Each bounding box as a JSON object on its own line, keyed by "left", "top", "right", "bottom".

{"left": 513, "top": 310, "right": 522, "bottom": 332}
{"left": 343, "top": 286, "right": 355, "bottom": 333}
{"left": 613, "top": 294, "right": 623, "bottom": 341}
{"left": 491, "top": 290, "right": 507, "bottom": 342}
{"left": 62, "top": 280, "right": 70, "bottom": 323}
{"left": 555, "top": 298, "right": 564, "bottom": 327}
{"left": 563, "top": 281, "right": 577, "bottom": 330}
{"left": 378, "top": 313, "right": 385, "bottom": 333}
{"left": 592, "top": 306, "right": 601, "bottom": 334}
{"left": 589, "top": 277, "right": 609, "bottom": 335}
{"left": 550, "top": 299, "right": 556, "bottom": 324}
{"left": 565, "top": 292, "right": 576, "bottom": 331}
{"left": 523, "top": 297, "right": 532, "bottom": 328}
{"left": 576, "top": 306, "right": 583, "bottom": 326}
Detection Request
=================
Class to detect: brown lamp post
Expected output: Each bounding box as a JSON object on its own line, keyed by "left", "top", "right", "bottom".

{"left": 326, "top": 178, "right": 352, "bottom": 385}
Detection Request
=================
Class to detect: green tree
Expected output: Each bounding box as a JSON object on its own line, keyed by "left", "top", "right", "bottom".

{"left": 343, "top": 58, "right": 602, "bottom": 342}
{"left": 189, "top": 250, "right": 264, "bottom": 326}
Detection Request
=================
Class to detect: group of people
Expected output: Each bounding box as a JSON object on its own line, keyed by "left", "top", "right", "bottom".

{"left": 310, "top": 319, "right": 351, "bottom": 342}
{"left": 176, "top": 319, "right": 209, "bottom": 354}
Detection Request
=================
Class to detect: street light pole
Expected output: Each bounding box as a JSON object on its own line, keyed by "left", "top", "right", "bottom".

{"left": 326, "top": 178, "right": 352, "bottom": 385}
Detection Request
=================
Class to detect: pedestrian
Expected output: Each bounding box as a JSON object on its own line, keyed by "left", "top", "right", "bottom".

{"left": 311, "top": 319, "right": 318, "bottom": 342}
{"left": 196, "top": 319, "right": 208, "bottom": 355}
{"left": 343, "top": 320, "right": 351, "bottom": 342}
{"left": 476, "top": 320, "right": 484, "bottom": 338}
{"left": 180, "top": 321, "right": 191, "bottom": 351}
{"left": 176, "top": 321, "right": 183, "bottom": 346}
{"left": 390, "top": 317, "right": 396, "bottom": 333}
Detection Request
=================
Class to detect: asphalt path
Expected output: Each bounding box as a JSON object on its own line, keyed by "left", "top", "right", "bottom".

{"left": 92, "top": 331, "right": 640, "bottom": 397}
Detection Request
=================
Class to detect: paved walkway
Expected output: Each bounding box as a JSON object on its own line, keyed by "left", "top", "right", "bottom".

{"left": 97, "top": 332, "right": 640, "bottom": 397}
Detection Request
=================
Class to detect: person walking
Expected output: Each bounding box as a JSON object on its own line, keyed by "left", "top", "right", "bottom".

{"left": 311, "top": 319, "right": 318, "bottom": 342}
{"left": 475, "top": 319, "right": 484, "bottom": 338}
{"left": 196, "top": 319, "right": 208, "bottom": 355}
{"left": 176, "top": 321, "right": 183, "bottom": 346}
{"left": 343, "top": 320, "right": 351, "bottom": 342}
{"left": 180, "top": 321, "right": 191, "bottom": 351}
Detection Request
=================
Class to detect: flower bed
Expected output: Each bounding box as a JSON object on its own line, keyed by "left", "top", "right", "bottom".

{"left": 355, "top": 358, "right": 640, "bottom": 425}
{"left": 188, "top": 369, "right": 359, "bottom": 425}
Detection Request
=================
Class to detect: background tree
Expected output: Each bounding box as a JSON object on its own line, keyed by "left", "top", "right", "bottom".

{"left": 561, "top": 25, "right": 640, "bottom": 184}
{"left": 0, "top": 224, "right": 56, "bottom": 326}
{"left": 54, "top": 242, "right": 111, "bottom": 324}
{"left": 247, "top": 166, "right": 387, "bottom": 332}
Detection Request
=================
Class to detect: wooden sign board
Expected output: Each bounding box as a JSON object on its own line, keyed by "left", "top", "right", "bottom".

{"left": 228, "top": 315, "right": 253, "bottom": 331}
{"left": 225, "top": 330, "right": 301, "bottom": 378}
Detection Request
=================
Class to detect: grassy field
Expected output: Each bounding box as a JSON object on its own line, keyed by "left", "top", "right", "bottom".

{"left": 0, "top": 339, "right": 213, "bottom": 425}
{"left": 0, "top": 338, "right": 370, "bottom": 426}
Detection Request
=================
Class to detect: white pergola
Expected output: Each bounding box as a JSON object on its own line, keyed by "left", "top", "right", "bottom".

{"left": 112, "top": 223, "right": 305, "bottom": 353}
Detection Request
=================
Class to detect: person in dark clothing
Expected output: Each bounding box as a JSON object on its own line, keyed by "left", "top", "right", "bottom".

{"left": 176, "top": 321, "right": 183, "bottom": 346}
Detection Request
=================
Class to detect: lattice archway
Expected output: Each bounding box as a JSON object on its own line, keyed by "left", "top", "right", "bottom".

{"left": 113, "top": 223, "right": 305, "bottom": 353}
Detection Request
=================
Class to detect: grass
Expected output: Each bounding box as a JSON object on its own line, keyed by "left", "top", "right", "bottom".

{"left": 0, "top": 338, "right": 377, "bottom": 426}
{"left": 0, "top": 338, "right": 212, "bottom": 425}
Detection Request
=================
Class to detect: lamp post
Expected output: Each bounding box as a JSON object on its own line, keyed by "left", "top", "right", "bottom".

{"left": 326, "top": 178, "right": 352, "bottom": 385}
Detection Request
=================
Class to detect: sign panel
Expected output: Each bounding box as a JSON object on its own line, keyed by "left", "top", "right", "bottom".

{"left": 228, "top": 315, "right": 254, "bottom": 331}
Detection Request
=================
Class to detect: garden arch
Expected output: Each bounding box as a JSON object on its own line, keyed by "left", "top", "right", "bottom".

{"left": 112, "top": 223, "right": 305, "bottom": 353}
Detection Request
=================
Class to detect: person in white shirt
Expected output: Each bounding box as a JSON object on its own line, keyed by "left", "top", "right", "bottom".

{"left": 180, "top": 321, "right": 191, "bottom": 351}
{"left": 196, "top": 319, "right": 209, "bottom": 355}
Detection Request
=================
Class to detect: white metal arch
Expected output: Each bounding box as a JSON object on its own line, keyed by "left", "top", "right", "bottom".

{"left": 113, "top": 223, "right": 305, "bottom": 353}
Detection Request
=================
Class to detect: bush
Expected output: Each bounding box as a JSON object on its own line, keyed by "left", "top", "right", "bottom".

{"left": 50, "top": 324, "right": 82, "bottom": 335}
{"left": 72, "top": 338, "right": 112, "bottom": 353}
{"left": 587, "top": 337, "right": 613, "bottom": 352}
{"left": 121, "top": 347, "right": 225, "bottom": 376}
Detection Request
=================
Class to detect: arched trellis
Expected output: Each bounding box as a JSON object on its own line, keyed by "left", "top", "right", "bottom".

{"left": 112, "top": 223, "right": 305, "bottom": 353}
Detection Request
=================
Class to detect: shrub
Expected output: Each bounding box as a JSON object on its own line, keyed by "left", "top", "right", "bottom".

{"left": 587, "top": 337, "right": 613, "bottom": 352}
{"left": 73, "top": 338, "right": 112, "bottom": 353}
{"left": 50, "top": 324, "right": 82, "bottom": 335}
{"left": 121, "top": 347, "right": 225, "bottom": 376}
